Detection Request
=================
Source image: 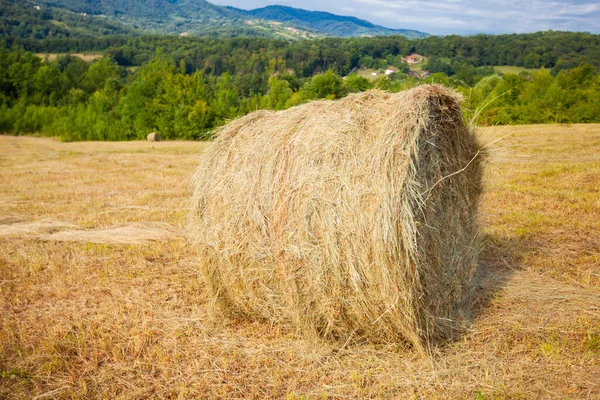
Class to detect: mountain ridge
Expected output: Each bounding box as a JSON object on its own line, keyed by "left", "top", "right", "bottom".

{"left": 21, "top": 0, "right": 428, "bottom": 39}
{"left": 230, "top": 5, "right": 429, "bottom": 38}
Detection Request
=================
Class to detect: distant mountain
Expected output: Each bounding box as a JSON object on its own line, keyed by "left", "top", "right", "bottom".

{"left": 0, "top": 0, "right": 135, "bottom": 39}
{"left": 32, "top": 0, "right": 317, "bottom": 39}
{"left": 35, "top": 0, "right": 243, "bottom": 33}
{"left": 230, "top": 5, "right": 429, "bottom": 39}
{"left": 42, "top": 0, "right": 240, "bottom": 23}
{"left": 18, "top": 0, "right": 427, "bottom": 40}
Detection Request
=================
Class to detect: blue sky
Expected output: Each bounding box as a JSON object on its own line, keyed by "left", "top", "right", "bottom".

{"left": 211, "top": 0, "right": 600, "bottom": 35}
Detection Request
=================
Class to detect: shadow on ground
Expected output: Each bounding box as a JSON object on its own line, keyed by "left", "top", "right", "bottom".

{"left": 458, "top": 232, "right": 542, "bottom": 332}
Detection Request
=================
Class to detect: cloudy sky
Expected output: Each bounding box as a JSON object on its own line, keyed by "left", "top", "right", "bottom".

{"left": 210, "top": 0, "right": 600, "bottom": 35}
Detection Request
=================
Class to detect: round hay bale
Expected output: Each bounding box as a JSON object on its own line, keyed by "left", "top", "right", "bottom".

{"left": 147, "top": 132, "right": 161, "bottom": 142}
{"left": 189, "top": 85, "right": 485, "bottom": 350}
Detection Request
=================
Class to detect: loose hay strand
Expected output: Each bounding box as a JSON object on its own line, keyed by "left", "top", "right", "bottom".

{"left": 189, "top": 85, "right": 485, "bottom": 350}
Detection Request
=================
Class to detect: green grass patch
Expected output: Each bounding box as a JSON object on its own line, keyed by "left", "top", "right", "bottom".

{"left": 355, "top": 68, "right": 383, "bottom": 81}
{"left": 583, "top": 332, "right": 600, "bottom": 354}
{"left": 494, "top": 65, "right": 541, "bottom": 75}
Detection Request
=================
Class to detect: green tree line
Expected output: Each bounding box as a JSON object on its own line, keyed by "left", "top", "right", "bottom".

{"left": 0, "top": 47, "right": 598, "bottom": 141}
{"left": 5, "top": 31, "right": 599, "bottom": 76}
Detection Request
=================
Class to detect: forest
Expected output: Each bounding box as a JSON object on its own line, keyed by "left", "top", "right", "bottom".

{"left": 7, "top": 31, "right": 599, "bottom": 73}
{"left": 1, "top": 30, "right": 599, "bottom": 141}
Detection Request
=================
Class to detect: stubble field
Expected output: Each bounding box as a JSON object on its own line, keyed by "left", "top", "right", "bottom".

{"left": 1, "top": 124, "right": 599, "bottom": 399}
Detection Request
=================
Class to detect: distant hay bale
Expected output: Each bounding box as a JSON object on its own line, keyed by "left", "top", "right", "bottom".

{"left": 147, "top": 132, "right": 161, "bottom": 142}
{"left": 189, "top": 85, "right": 485, "bottom": 350}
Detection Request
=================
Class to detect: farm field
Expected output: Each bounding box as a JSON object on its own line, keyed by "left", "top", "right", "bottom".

{"left": 1, "top": 124, "right": 599, "bottom": 399}
{"left": 355, "top": 63, "right": 425, "bottom": 80}
{"left": 493, "top": 65, "right": 542, "bottom": 75}
{"left": 34, "top": 53, "right": 105, "bottom": 62}
{"left": 355, "top": 68, "right": 385, "bottom": 80}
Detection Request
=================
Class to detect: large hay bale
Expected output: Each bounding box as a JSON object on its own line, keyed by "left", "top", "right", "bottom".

{"left": 189, "top": 85, "right": 484, "bottom": 350}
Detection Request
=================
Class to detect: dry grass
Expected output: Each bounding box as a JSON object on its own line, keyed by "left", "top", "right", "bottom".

{"left": 1, "top": 124, "right": 599, "bottom": 399}
{"left": 0, "top": 220, "right": 180, "bottom": 244}
{"left": 190, "top": 87, "right": 484, "bottom": 350}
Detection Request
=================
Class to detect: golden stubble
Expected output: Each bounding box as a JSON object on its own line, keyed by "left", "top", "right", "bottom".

{"left": 1, "top": 123, "right": 599, "bottom": 399}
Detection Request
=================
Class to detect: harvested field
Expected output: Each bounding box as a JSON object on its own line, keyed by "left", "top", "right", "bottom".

{"left": 1, "top": 124, "right": 599, "bottom": 399}
{"left": 35, "top": 53, "right": 105, "bottom": 62}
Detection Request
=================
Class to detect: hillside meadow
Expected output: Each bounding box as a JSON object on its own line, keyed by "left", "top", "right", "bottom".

{"left": 1, "top": 124, "right": 599, "bottom": 399}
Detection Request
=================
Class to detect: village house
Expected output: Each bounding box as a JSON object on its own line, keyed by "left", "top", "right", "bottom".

{"left": 401, "top": 54, "right": 427, "bottom": 64}
{"left": 405, "top": 55, "right": 417, "bottom": 64}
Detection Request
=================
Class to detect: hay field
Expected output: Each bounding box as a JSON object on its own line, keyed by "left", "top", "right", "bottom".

{"left": 1, "top": 124, "right": 599, "bottom": 399}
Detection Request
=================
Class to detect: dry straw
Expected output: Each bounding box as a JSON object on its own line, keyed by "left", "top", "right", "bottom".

{"left": 189, "top": 85, "right": 485, "bottom": 351}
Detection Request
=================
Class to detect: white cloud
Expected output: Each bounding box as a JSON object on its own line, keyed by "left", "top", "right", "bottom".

{"left": 369, "top": 11, "right": 470, "bottom": 28}
{"left": 354, "top": 0, "right": 600, "bottom": 34}
{"left": 210, "top": 0, "right": 600, "bottom": 34}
